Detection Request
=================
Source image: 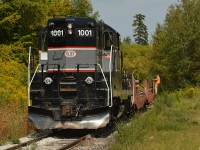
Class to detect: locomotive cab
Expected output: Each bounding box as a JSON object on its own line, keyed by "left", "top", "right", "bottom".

{"left": 28, "top": 16, "right": 123, "bottom": 130}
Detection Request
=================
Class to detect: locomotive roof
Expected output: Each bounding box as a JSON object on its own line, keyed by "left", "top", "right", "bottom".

{"left": 48, "top": 16, "right": 96, "bottom": 23}
{"left": 48, "top": 16, "right": 120, "bottom": 36}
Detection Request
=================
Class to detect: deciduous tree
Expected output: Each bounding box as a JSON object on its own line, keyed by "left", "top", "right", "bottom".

{"left": 71, "top": 0, "right": 99, "bottom": 18}
{"left": 151, "top": 0, "right": 200, "bottom": 90}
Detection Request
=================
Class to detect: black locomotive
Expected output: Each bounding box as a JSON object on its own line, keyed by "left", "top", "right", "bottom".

{"left": 28, "top": 16, "right": 155, "bottom": 130}
{"left": 28, "top": 16, "right": 130, "bottom": 130}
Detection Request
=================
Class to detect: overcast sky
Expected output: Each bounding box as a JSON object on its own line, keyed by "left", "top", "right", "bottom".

{"left": 90, "top": 0, "right": 179, "bottom": 41}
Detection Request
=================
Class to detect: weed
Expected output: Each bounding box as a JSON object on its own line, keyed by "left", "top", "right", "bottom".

{"left": 0, "top": 62, "right": 28, "bottom": 144}
{"left": 191, "top": 120, "right": 199, "bottom": 125}
{"left": 11, "top": 137, "right": 20, "bottom": 144}
{"left": 0, "top": 103, "right": 28, "bottom": 143}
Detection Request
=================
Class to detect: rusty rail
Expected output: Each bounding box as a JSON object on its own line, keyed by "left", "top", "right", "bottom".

{"left": 57, "top": 134, "right": 91, "bottom": 150}
{"left": 4, "top": 132, "right": 52, "bottom": 150}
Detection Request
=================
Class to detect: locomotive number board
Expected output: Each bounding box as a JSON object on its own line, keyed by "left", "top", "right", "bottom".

{"left": 50, "top": 29, "right": 65, "bottom": 37}
{"left": 49, "top": 29, "right": 94, "bottom": 37}
{"left": 75, "top": 29, "right": 94, "bottom": 37}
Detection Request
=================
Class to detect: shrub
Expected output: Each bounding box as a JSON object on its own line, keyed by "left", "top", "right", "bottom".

{"left": 0, "top": 60, "right": 28, "bottom": 143}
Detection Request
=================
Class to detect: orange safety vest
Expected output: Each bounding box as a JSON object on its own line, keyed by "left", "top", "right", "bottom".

{"left": 155, "top": 75, "right": 160, "bottom": 84}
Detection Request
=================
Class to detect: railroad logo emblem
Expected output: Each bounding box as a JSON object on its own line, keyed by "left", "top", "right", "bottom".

{"left": 65, "top": 50, "right": 77, "bottom": 58}
{"left": 105, "top": 54, "right": 111, "bottom": 59}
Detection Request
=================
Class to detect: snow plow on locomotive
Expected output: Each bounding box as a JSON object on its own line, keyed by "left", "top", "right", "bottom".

{"left": 28, "top": 16, "right": 155, "bottom": 130}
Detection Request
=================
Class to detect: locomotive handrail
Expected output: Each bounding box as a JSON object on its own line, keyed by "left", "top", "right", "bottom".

{"left": 76, "top": 63, "right": 110, "bottom": 106}
{"left": 109, "top": 45, "right": 119, "bottom": 107}
{"left": 28, "top": 64, "right": 41, "bottom": 106}
{"left": 97, "top": 63, "right": 110, "bottom": 106}
{"left": 28, "top": 47, "right": 31, "bottom": 106}
{"left": 109, "top": 46, "right": 113, "bottom": 107}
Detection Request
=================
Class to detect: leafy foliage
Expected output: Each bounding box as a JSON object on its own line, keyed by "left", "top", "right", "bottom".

{"left": 71, "top": 0, "right": 99, "bottom": 18}
{"left": 0, "top": 0, "right": 49, "bottom": 44}
{"left": 0, "top": 59, "right": 28, "bottom": 143}
{"left": 121, "top": 43, "right": 153, "bottom": 81}
{"left": 122, "top": 36, "right": 132, "bottom": 45}
{"left": 48, "top": 0, "right": 73, "bottom": 18}
{"left": 151, "top": 0, "right": 200, "bottom": 90}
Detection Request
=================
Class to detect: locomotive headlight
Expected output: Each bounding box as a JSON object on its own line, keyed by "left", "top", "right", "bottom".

{"left": 85, "top": 76, "right": 94, "bottom": 85}
{"left": 67, "top": 23, "right": 73, "bottom": 29}
{"left": 44, "top": 77, "right": 53, "bottom": 85}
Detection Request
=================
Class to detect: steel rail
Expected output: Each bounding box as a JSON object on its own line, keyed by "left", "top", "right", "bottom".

{"left": 4, "top": 132, "right": 52, "bottom": 150}
{"left": 57, "top": 134, "right": 91, "bottom": 150}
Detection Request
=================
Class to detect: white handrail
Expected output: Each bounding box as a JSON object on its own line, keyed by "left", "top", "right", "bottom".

{"left": 132, "top": 73, "right": 135, "bottom": 104}
{"left": 28, "top": 64, "right": 41, "bottom": 106}
{"left": 29, "top": 64, "right": 41, "bottom": 87}
{"left": 28, "top": 47, "right": 31, "bottom": 106}
{"left": 109, "top": 45, "right": 114, "bottom": 107}
{"left": 97, "top": 63, "right": 110, "bottom": 106}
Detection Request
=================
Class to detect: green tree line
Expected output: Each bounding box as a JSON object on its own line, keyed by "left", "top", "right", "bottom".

{"left": 123, "top": 0, "right": 200, "bottom": 91}
{"left": 151, "top": 0, "right": 200, "bottom": 90}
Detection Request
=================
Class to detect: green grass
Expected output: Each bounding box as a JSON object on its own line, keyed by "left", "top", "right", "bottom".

{"left": 110, "top": 87, "right": 200, "bottom": 150}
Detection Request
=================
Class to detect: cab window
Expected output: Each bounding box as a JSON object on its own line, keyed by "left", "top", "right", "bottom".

{"left": 104, "top": 32, "right": 113, "bottom": 50}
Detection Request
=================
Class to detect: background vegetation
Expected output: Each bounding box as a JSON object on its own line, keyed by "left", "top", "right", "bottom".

{"left": 0, "top": 60, "right": 27, "bottom": 144}
{"left": 124, "top": 0, "right": 200, "bottom": 91}
{"left": 151, "top": 0, "right": 200, "bottom": 90}
{"left": 110, "top": 87, "right": 200, "bottom": 150}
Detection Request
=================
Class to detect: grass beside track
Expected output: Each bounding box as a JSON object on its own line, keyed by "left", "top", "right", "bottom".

{"left": 110, "top": 87, "right": 200, "bottom": 150}
{"left": 0, "top": 103, "right": 29, "bottom": 145}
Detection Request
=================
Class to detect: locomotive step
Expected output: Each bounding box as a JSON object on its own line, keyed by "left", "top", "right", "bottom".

{"left": 30, "top": 89, "right": 43, "bottom": 92}
{"left": 60, "top": 82, "right": 76, "bottom": 85}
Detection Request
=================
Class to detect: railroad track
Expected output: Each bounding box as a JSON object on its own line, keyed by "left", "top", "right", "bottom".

{"left": 3, "top": 131, "right": 53, "bottom": 150}
{"left": 1, "top": 124, "right": 116, "bottom": 150}
{"left": 57, "top": 134, "right": 91, "bottom": 150}
{"left": 1, "top": 131, "right": 91, "bottom": 150}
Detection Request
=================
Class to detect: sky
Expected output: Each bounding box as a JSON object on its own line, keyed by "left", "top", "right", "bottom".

{"left": 90, "top": 0, "right": 179, "bottom": 41}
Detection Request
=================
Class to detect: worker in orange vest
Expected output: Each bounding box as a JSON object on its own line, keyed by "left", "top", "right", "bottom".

{"left": 154, "top": 75, "right": 160, "bottom": 95}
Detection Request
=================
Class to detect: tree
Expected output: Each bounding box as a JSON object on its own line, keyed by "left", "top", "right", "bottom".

{"left": 121, "top": 42, "right": 153, "bottom": 80}
{"left": 0, "top": 0, "right": 49, "bottom": 44}
{"left": 151, "top": 0, "right": 200, "bottom": 90}
{"left": 71, "top": 0, "right": 99, "bottom": 18}
{"left": 122, "top": 36, "right": 132, "bottom": 45}
{"left": 48, "top": 0, "right": 73, "bottom": 18}
{"left": 132, "top": 14, "right": 148, "bottom": 45}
